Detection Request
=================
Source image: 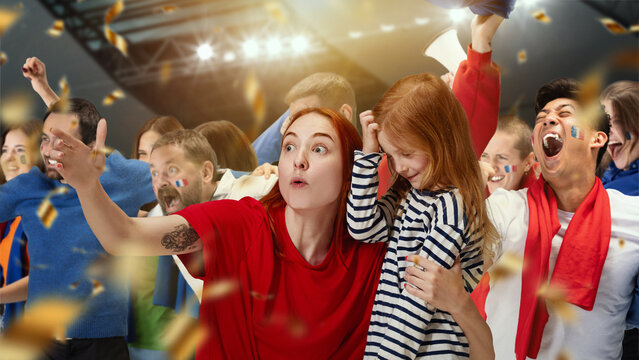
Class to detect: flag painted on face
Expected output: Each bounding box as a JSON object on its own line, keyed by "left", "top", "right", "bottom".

{"left": 571, "top": 125, "right": 584, "bottom": 140}
{"left": 504, "top": 165, "right": 517, "bottom": 173}
{"left": 176, "top": 179, "right": 188, "bottom": 187}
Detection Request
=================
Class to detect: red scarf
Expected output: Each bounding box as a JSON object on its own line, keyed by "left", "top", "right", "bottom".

{"left": 515, "top": 176, "right": 611, "bottom": 359}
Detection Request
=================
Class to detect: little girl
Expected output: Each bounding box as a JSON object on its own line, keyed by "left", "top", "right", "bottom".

{"left": 347, "top": 73, "right": 498, "bottom": 359}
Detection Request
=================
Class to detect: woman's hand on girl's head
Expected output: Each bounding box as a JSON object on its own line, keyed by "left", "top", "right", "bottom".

{"left": 403, "top": 255, "right": 471, "bottom": 316}
{"left": 360, "top": 110, "right": 380, "bottom": 154}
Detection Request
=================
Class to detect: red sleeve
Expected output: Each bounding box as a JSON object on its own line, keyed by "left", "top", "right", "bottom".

{"left": 176, "top": 197, "right": 267, "bottom": 279}
{"left": 453, "top": 45, "right": 501, "bottom": 159}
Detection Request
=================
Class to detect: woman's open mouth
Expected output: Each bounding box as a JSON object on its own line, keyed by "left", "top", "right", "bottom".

{"left": 542, "top": 133, "right": 563, "bottom": 158}
{"left": 608, "top": 140, "right": 623, "bottom": 160}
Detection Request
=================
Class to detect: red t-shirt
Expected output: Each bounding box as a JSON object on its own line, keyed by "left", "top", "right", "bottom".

{"left": 177, "top": 197, "right": 387, "bottom": 359}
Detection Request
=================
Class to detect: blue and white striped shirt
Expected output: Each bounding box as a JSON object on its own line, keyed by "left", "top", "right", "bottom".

{"left": 347, "top": 151, "right": 484, "bottom": 359}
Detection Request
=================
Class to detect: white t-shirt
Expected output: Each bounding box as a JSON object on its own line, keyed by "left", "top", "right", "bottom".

{"left": 484, "top": 188, "right": 639, "bottom": 360}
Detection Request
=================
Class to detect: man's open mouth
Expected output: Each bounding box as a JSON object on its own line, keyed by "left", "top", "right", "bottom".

{"left": 542, "top": 133, "right": 563, "bottom": 158}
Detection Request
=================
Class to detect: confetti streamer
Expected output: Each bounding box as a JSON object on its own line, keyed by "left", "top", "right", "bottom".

{"left": 37, "top": 198, "right": 58, "bottom": 229}
{"left": 46, "top": 19, "right": 64, "bottom": 38}
{"left": 488, "top": 252, "right": 523, "bottom": 284}
{"left": 0, "top": 51, "right": 7, "bottom": 66}
{"left": 0, "top": 7, "right": 20, "bottom": 36}
{"left": 243, "top": 70, "right": 266, "bottom": 126}
{"left": 202, "top": 279, "right": 239, "bottom": 301}
{"left": 104, "top": 0, "right": 128, "bottom": 56}
{"left": 163, "top": 314, "right": 207, "bottom": 360}
{"left": 265, "top": 2, "right": 287, "bottom": 24}
{"left": 504, "top": 164, "right": 517, "bottom": 173}
{"left": 160, "top": 5, "right": 178, "bottom": 14}
{"left": 599, "top": 18, "right": 627, "bottom": 35}
{"left": 102, "top": 89, "right": 125, "bottom": 106}
{"left": 175, "top": 178, "right": 188, "bottom": 187}
{"left": 517, "top": 49, "right": 526, "bottom": 64}
{"left": 570, "top": 126, "right": 584, "bottom": 140}
{"left": 531, "top": 9, "right": 551, "bottom": 24}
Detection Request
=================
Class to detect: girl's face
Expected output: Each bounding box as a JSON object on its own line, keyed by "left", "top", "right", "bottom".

{"left": 378, "top": 129, "right": 430, "bottom": 189}
{"left": 138, "top": 130, "right": 162, "bottom": 163}
{"left": 1, "top": 129, "right": 35, "bottom": 181}
{"left": 278, "top": 113, "right": 343, "bottom": 212}
{"left": 481, "top": 130, "right": 532, "bottom": 193}
{"left": 604, "top": 99, "right": 639, "bottom": 171}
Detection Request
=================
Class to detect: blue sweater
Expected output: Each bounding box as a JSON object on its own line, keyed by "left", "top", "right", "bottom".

{"left": 251, "top": 109, "right": 289, "bottom": 165}
{"left": 0, "top": 151, "right": 155, "bottom": 338}
{"left": 602, "top": 158, "right": 639, "bottom": 196}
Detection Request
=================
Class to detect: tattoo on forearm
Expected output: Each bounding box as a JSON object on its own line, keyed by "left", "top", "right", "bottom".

{"left": 161, "top": 224, "right": 199, "bottom": 252}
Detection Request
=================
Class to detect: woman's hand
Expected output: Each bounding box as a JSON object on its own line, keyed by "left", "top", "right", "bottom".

{"left": 251, "top": 162, "right": 278, "bottom": 179}
{"left": 360, "top": 110, "right": 380, "bottom": 154}
{"left": 404, "top": 255, "right": 471, "bottom": 316}
{"left": 49, "top": 119, "right": 108, "bottom": 193}
{"left": 470, "top": 14, "right": 505, "bottom": 54}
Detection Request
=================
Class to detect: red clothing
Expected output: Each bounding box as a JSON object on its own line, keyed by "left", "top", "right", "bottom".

{"left": 177, "top": 198, "right": 386, "bottom": 359}
{"left": 377, "top": 46, "right": 501, "bottom": 197}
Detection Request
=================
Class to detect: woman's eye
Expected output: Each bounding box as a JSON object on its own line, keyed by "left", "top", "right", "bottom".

{"left": 285, "top": 144, "right": 295, "bottom": 152}
{"left": 313, "top": 145, "right": 327, "bottom": 154}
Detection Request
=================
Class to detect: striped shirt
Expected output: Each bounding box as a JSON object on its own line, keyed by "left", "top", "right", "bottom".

{"left": 347, "top": 151, "right": 484, "bottom": 359}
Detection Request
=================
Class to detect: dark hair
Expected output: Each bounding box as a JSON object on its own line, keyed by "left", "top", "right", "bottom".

{"left": 132, "top": 116, "right": 183, "bottom": 159}
{"left": 535, "top": 78, "right": 610, "bottom": 168}
{"left": 194, "top": 120, "right": 257, "bottom": 172}
{"left": 43, "top": 98, "right": 101, "bottom": 145}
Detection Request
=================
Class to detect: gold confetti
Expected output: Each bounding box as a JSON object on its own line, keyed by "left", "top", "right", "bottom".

{"left": 15, "top": 3, "right": 23, "bottom": 9}
{"left": 250, "top": 290, "right": 275, "bottom": 301}
{"left": 630, "top": 24, "right": 639, "bottom": 33}
{"left": 91, "top": 279, "right": 104, "bottom": 297}
{"left": 599, "top": 18, "right": 627, "bottom": 35}
{"left": 46, "top": 19, "right": 64, "bottom": 38}
{"left": 160, "top": 61, "right": 172, "bottom": 84}
{"left": 489, "top": 252, "right": 523, "bottom": 284}
{"left": 243, "top": 70, "right": 266, "bottom": 126}
{"left": 0, "top": 51, "right": 7, "bottom": 66}
{"left": 50, "top": 186, "right": 69, "bottom": 196}
{"left": 619, "top": 238, "right": 625, "bottom": 248}
{"left": 102, "top": 89, "right": 125, "bottom": 106}
{"left": 50, "top": 76, "right": 71, "bottom": 114}
{"left": 202, "top": 279, "right": 239, "bottom": 301}
{"left": 556, "top": 349, "right": 572, "bottom": 360}
{"left": 104, "top": 0, "right": 127, "bottom": 56}
{"left": 1, "top": 92, "right": 33, "bottom": 127}
{"left": 287, "top": 316, "right": 307, "bottom": 338}
{"left": 71, "top": 247, "right": 87, "bottom": 254}
{"left": 4, "top": 298, "right": 83, "bottom": 349}
{"left": 265, "top": 2, "right": 287, "bottom": 24}
{"left": 518, "top": 49, "right": 527, "bottom": 64}
{"left": 160, "top": 5, "right": 178, "bottom": 14}
{"left": 531, "top": 9, "right": 551, "bottom": 24}
{"left": 0, "top": 7, "right": 20, "bottom": 36}
{"left": 37, "top": 198, "right": 58, "bottom": 229}
{"left": 163, "top": 314, "right": 206, "bottom": 360}
{"left": 69, "top": 281, "right": 79, "bottom": 290}
{"left": 578, "top": 69, "right": 603, "bottom": 105}
{"left": 537, "top": 283, "right": 577, "bottom": 323}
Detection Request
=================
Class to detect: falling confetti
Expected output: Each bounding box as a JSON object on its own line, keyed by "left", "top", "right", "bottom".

{"left": 489, "top": 252, "right": 523, "bottom": 284}
{"left": 104, "top": 0, "right": 128, "bottom": 56}
{"left": 69, "top": 281, "right": 80, "bottom": 290}
{"left": 4, "top": 298, "right": 83, "bottom": 349}
{"left": 50, "top": 76, "right": 71, "bottom": 114}
{"left": 202, "top": 279, "right": 239, "bottom": 301}
{"left": 160, "top": 61, "right": 172, "bottom": 84}
{"left": 630, "top": 24, "right": 639, "bottom": 33}
{"left": 1, "top": 92, "right": 33, "bottom": 127}
{"left": 37, "top": 198, "right": 57, "bottom": 229}
{"left": 619, "top": 238, "right": 625, "bottom": 249}
{"left": 163, "top": 314, "right": 206, "bottom": 360}
{"left": 243, "top": 70, "right": 266, "bottom": 126}
{"left": 0, "top": 7, "right": 20, "bottom": 36}
{"left": 0, "top": 51, "right": 7, "bottom": 66}
{"left": 46, "top": 19, "right": 64, "bottom": 38}
{"left": 160, "top": 5, "right": 178, "bottom": 14}
{"left": 102, "top": 89, "right": 125, "bottom": 106}
{"left": 531, "top": 9, "right": 551, "bottom": 24}
{"left": 537, "top": 283, "right": 577, "bottom": 323}
{"left": 250, "top": 290, "right": 275, "bottom": 301}
{"left": 50, "top": 186, "right": 70, "bottom": 196}
{"left": 287, "top": 316, "right": 307, "bottom": 338}
{"left": 556, "top": 349, "right": 572, "bottom": 360}
{"left": 265, "top": 2, "right": 287, "bottom": 24}
{"left": 599, "top": 18, "right": 627, "bottom": 35}
{"left": 517, "top": 49, "right": 527, "bottom": 64}
{"left": 90, "top": 279, "right": 104, "bottom": 297}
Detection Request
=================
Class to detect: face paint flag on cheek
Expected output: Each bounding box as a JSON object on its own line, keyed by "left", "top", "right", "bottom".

{"left": 176, "top": 178, "right": 188, "bottom": 187}
{"left": 19, "top": 154, "right": 27, "bottom": 164}
{"left": 504, "top": 165, "right": 517, "bottom": 173}
{"left": 571, "top": 125, "right": 584, "bottom": 140}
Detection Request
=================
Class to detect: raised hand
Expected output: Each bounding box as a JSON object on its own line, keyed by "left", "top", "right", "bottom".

{"left": 360, "top": 110, "right": 380, "bottom": 154}
{"left": 21, "top": 57, "right": 59, "bottom": 107}
{"left": 49, "top": 119, "right": 108, "bottom": 192}
{"left": 478, "top": 161, "right": 495, "bottom": 190}
{"left": 471, "top": 14, "right": 505, "bottom": 54}
{"left": 251, "top": 162, "right": 278, "bottom": 179}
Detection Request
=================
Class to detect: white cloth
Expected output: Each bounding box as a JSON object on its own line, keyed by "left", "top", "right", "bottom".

{"left": 150, "top": 169, "right": 278, "bottom": 302}
{"left": 484, "top": 188, "right": 639, "bottom": 360}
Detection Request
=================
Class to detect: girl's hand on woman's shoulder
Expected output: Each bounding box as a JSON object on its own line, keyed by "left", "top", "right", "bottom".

{"left": 359, "top": 110, "right": 380, "bottom": 154}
